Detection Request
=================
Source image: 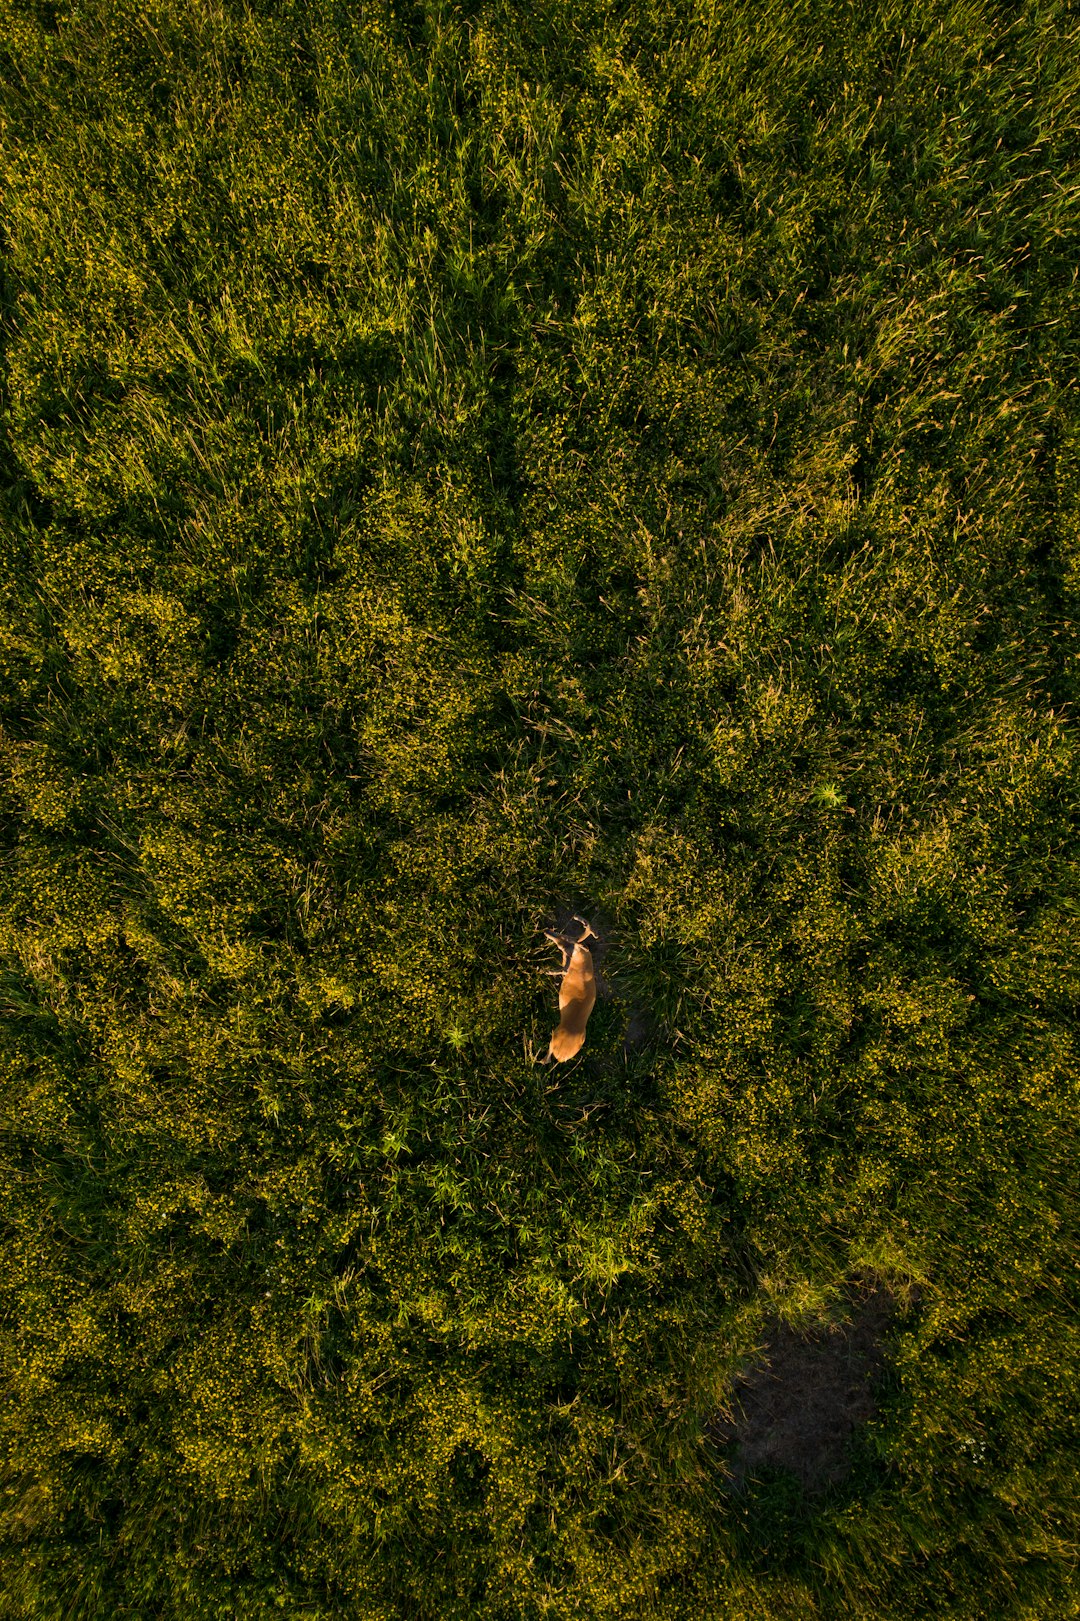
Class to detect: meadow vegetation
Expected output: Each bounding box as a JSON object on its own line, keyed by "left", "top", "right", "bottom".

{"left": 1, "top": 0, "right": 1078, "bottom": 1615}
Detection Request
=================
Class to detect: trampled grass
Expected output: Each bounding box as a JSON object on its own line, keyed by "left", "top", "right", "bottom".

{"left": 1, "top": 0, "right": 1078, "bottom": 1615}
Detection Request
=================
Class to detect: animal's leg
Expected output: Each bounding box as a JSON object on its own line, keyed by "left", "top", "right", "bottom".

{"left": 542, "top": 930, "right": 572, "bottom": 970}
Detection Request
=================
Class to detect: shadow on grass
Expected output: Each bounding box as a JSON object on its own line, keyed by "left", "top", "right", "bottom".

{"left": 712, "top": 1276, "right": 914, "bottom": 1485}
{"left": 706, "top": 1275, "right": 920, "bottom": 1569}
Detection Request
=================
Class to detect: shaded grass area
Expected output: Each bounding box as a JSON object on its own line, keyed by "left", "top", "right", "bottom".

{"left": 713, "top": 1274, "right": 908, "bottom": 1492}
{"left": 0, "top": 0, "right": 1079, "bottom": 1616}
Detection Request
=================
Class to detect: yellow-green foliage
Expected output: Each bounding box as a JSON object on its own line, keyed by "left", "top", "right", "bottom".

{"left": 1, "top": 0, "right": 1079, "bottom": 1617}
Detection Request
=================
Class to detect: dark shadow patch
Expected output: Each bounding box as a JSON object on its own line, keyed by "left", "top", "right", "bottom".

{"left": 622, "top": 1004, "right": 656, "bottom": 1056}
{"left": 711, "top": 1277, "right": 911, "bottom": 1492}
{"left": 448, "top": 1441, "right": 490, "bottom": 1508}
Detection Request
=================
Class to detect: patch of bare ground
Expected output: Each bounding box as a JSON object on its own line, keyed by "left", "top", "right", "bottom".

{"left": 711, "top": 1276, "right": 914, "bottom": 1493}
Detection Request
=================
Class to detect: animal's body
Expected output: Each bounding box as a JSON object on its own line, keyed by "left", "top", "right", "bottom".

{"left": 542, "top": 917, "right": 598, "bottom": 1062}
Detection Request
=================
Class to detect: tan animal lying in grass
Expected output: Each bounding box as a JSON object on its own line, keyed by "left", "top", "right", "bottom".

{"left": 541, "top": 917, "right": 598, "bottom": 1062}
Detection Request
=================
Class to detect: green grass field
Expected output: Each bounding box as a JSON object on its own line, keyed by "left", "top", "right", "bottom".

{"left": 1, "top": 0, "right": 1079, "bottom": 1615}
